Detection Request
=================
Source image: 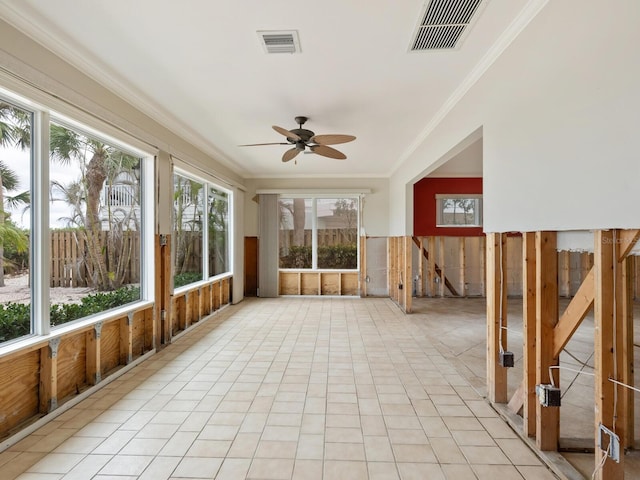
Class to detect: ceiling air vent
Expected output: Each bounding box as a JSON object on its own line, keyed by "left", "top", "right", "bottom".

{"left": 258, "top": 30, "right": 301, "bottom": 54}
{"left": 410, "top": 0, "right": 484, "bottom": 51}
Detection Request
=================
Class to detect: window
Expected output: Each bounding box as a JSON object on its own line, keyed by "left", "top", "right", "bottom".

{"left": 173, "top": 170, "right": 232, "bottom": 289}
{"left": 436, "top": 194, "right": 482, "bottom": 227}
{"left": 0, "top": 100, "right": 33, "bottom": 343}
{"left": 208, "top": 186, "right": 229, "bottom": 277}
{"left": 48, "top": 121, "right": 143, "bottom": 328}
{"left": 173, "top": 173, "right": 204, "bottom": 288}
{"left": 279, "top": 196, "right": 359, "bottom": 270}
{"left": 0, "top": 89, "right": 153, "bottom": 348}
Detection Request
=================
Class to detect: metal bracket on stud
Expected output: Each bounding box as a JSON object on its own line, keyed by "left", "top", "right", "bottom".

{"left": 49, "top": 337, "right": 61, "bottom": 359}
{"left": 94, "top": 321, "right": 103, "bottom": 339}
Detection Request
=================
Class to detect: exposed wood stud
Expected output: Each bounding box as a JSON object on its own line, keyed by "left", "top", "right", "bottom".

{"left": 535, "top": 231, "right": 559, "bottom": 451}
{"left": 594, "top": 230, "right": 624, "bottom": 479}
{"left": 428, "top": 237, "right": 435, "bottom": 296}
{"left": 522, "top": 232, "right": 537, "bottom": 437}
{"left": 86, "top": 322, "right": 103, "bottom": 386}
{"left": 620, "top": 255, "right": 634, "bottom": 447}
{"left": 459, "top": 237, "right": 466, "bottom": 297}
{"left": 553, "top": 267, "right": 595, "bottom": 357}
{"left": 39, "top": 338, "right": 61, "bottom": 413}
{"left": 439, "top": 237, "right": 446, "bottom": 297}
{"left": 487, "top": 233, "right": 507, "bottom": 403}
{"left": 120, "top": 312, "right": 134, "bottom": 364}
{"left": 404, "top": 236, "right": 413, "bottom": 313}
{"left": 418, "top": 237, "right": 424, "bottom": 297}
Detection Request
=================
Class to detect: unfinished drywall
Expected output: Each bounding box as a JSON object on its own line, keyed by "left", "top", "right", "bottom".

{"left": 390, "top": 1, "right": 640, "bottom": 237}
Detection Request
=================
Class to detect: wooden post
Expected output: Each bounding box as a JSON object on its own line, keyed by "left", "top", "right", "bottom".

{"left": 439, "top": 237, "right": 446, "bottom": 297}
{"left": 361, "top": 236, "right": 367, "bottom": 298}
{"left": 417, "top": 237, "right": 424, "bottom": 297}
{"left": 404, "top": 236, "right": 412, "bottom": 313}
{"left": 620, "top": 255, "right": 634, "bottom": 448}
{"left": 535, "top": 231, "right": 559, "bottom": 451}
{"left": 459, "top": 237, "right": 466, "bottom": 297}
{"left": 155, "top": 234, "right": 171, "bottom": 348}
{"left": 39, "top": 338, "right": 60, "bottom": 413}
{"left": 480, "top": 235, "right": 486, "bottom": 297}
{"left": 86, "top": 322, "right": 103, "bottom": 386}
{"left": 522, "top": 232, "right": 537, "bottom": 437}
{"left": 593, "top": 229, "right": 624, "bottom": 479}
{"left": 487, "top": 233, "right": 507, "bottom": 403}
{"left": 560, "top": 251, "right": 570, "bottom": 297}
{"left": 120, "top": 312, "right": 133, "bottom": 365}
{"left": 428, "top": 237, "right": 436, "bottom": 297}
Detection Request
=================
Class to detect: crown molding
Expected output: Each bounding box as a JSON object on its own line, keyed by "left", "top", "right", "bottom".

{"left": 0, "top": 1, "right": 248, "bottom": 178}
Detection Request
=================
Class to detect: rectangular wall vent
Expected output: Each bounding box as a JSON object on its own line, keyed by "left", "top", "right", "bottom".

{"left": 258, "top": 30, "right": 301, "bottom": 54}
{"left": 410, "top": 0, "right": 483, "bottom": 51}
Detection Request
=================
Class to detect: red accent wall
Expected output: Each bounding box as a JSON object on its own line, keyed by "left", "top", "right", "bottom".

{"left": 414, "top": 177, "right": 483, "bottom": 237}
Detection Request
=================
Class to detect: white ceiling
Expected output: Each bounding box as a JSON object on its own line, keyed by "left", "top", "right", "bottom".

{"left": 0, "top": 0, "right": 533, "bottom": 179}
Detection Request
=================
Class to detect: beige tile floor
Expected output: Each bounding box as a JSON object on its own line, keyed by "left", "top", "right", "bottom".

{"left": 1, "top": 297, "right": 559, "bottom": 480}
{"left": 413, "top": 296, "right": 640, "bottom": 479}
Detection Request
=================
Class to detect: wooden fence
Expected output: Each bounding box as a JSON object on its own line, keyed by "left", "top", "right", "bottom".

{"left": 280, "top": 229, "right": 357, "bottom": 247}
{"left": 50, "top": 230, "right": 141, "bottom": 287}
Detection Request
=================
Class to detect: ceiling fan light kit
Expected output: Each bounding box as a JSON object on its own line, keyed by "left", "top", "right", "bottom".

{"left": 240, "top": 116, "right": 356, "bottom": 163}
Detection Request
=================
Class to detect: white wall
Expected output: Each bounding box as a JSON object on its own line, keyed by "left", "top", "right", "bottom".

{"left": 390, "top": 0, "right": 640, "bottom": 238}
{"left": 244, "top": 177, "right": 390, "bottom": 237}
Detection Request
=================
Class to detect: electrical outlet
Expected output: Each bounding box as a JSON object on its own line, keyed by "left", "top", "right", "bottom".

{"left": 598, "top": 424, "right": 620, "bottom": 463}
{"left": 535, "top": 384, "right": 561, "bottom": 407}
{"left": 499, "top": 351, "right": 514, "bottom": 368}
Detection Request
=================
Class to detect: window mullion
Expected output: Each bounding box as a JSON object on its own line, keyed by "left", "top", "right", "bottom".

{"left": 312, "top": 199, "right": 318, "bottom": 270}
{"left": 203, "top": 185, "right": 209, "bottom": 279}
{"left": 33, "top": 111, "right": 50, "bottom": 335}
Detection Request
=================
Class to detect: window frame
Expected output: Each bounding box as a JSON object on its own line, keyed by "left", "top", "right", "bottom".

{"left": 278, "top": 193, "right": 360, "bottom": 271}
{"left": 172, "top": 166, "right": 233, "bottom": 294}
{"left": 435, "top": 193, "right": 483, "bottom": 228}
{"left": 0, "top": 85, "right": 155, "bottom": 355}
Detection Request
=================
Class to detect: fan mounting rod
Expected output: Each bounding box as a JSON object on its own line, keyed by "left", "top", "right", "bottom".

{"left": 294, "top": 116, "right": 308, "bottom": 127}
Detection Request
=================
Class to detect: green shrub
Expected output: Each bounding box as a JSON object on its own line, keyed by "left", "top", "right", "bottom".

{"left": 279, "top": 245, "right": 312, "bottom": 268}
{"left": 174, "top": 271, "right": 203, "bottom": 288}
{"left": 0, "top": 303, "right": 30, "bottom": 343}
{"left": 318, "top": 244, "right": 357, "bottom": 269}
{"left": 279, "top": 244, "right": 357, "bottom": 269}
{"left": 0, "top": 285, "right": 141, "bottom": 343}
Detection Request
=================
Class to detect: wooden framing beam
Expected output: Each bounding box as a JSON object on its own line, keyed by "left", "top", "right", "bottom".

{"left": 535, "top": 231, "right": 559, "bottom": 451}
{"left": 459, "top": 237, "right": 466, "bottom": 296}
{"left": 39, "top": 338, "right": 60, "bottom": 413}
{"left": 552, "top": 267, "right": 595, "bottom": 357}
{"left": 619, "top": 254, "right": 634, "bottom": 448}
{"left": 617, "top": 229, "right": 640, "bottom": 261}
{"left": 404, "top": 236, "right": 412, "bottom": 313}
{"left": 487, "top": 233, "right": 508, "bottom": 403}
{"left": 360, "top": 236, "right": 367, "bottom": 297}
{"left": 120, "top": 313, "right": 134, "bottom": 365}
{"left": 593, "top": 230, "right": 624, "bottom": 479}
{"left": 411, "top": 237, "right": 459, "bottom": 296}
{"left": 86, "top": 322, "right": 102, "bottom": 386}
{"left": 439, "top": 237, "right": 446, "bottom": 297}
{"left": 417, "top": 237, "right": 424, "bottom": 297}
{"left": 522, "top": 232, "right": 537, "bottom": 437}
{"left": 428, "top": 236, "right": 436, "bottom": 297}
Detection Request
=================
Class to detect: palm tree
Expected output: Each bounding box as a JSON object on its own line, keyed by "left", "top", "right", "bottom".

{"left": 0, "top": 104, "right": 30, "bottom": 286}
{"left": 49, "top": 124, "right": 140, "bottom": 290}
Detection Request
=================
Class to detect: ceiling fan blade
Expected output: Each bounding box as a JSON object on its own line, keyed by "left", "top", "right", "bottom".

{"left": 238, "top": 142, "right": 290, "bottom": 146}
{"left": 282, "top": 148, "right": 301, "bottom": 162}
{"left": 311, "top": 145, "right": 346, "bottom": 160}
{"left": 273, "top": 125, "right": 301, "bottom": 141}
{"left": 310, "top": 134, "right": 356, "bottom": 145}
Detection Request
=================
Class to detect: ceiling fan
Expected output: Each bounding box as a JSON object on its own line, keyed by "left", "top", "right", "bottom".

{"left": 239, "top": 116, "right": 356, "bottom": 163}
